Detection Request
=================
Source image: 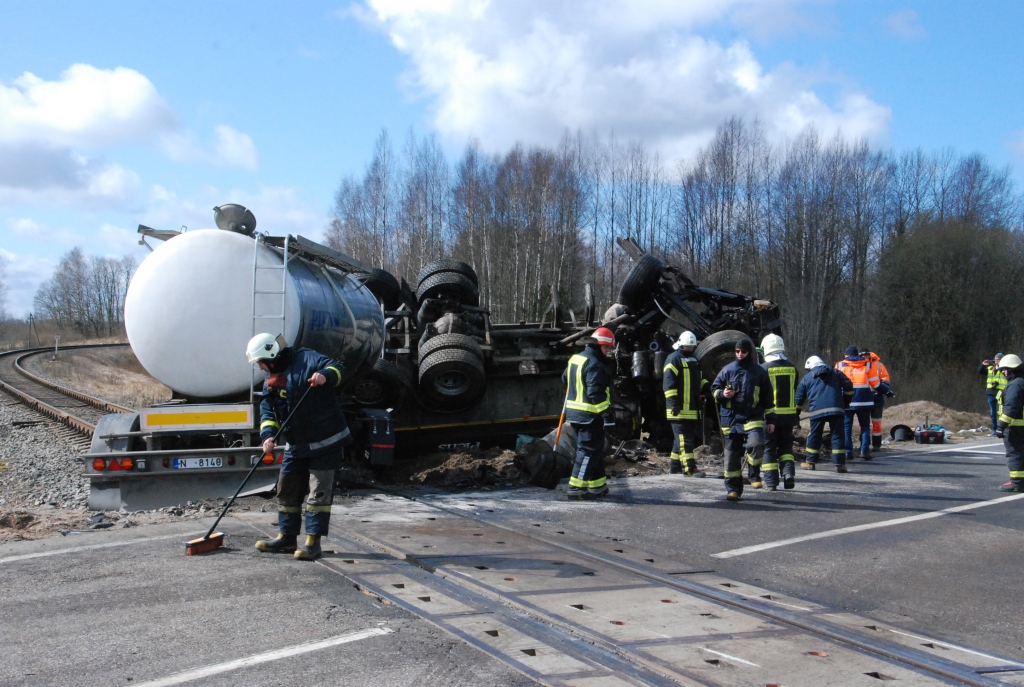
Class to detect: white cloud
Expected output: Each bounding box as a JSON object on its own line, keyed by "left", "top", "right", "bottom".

{"left": 0, "top": 246, "right": 56, "bottom": 318}
{"left": 159, "top": 125, "right": 260, "bottom": 170}
{"left": 362, "top": 0, "right": 891, "bottom": 159}
{"left": 214, "top": 126, "right": 259, "bottom": 170}
{"left": 885, "top": 10, "right": 925, "bottom": 39}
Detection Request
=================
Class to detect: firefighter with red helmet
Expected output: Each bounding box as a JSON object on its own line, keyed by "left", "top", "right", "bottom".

{"left": 562, "top": 327, "right": 615, "bottom": 500}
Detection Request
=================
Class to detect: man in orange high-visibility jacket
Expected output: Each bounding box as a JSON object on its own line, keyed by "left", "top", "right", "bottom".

{"left": 862, "top": 349, "right": 895, "bottom": 451}
{"left": 836, "top": 346, "right": 879, "bottom": 460}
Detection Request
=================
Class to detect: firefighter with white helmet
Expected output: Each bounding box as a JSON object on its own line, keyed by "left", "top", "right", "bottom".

{"left": 663, "top": 331, "right": 708, "bottom": 476}
{"left": 995, "top": 354, "right": 1024, "bottom": 492}
{"left": 247, "top": 333, "right": 351, "bottom": 560}
{"left": 561, "top": 326, "right": 616, "bottom": 500}
{"left": 760, "top": 334, "right": 799, "bottom": 490}
{"left": 795, "top": 355, "right": 853, "bottom": 472}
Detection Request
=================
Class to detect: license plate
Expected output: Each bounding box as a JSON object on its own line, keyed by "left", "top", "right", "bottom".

{"left": 173, "top": 457, "right": 223, "bottom": 469}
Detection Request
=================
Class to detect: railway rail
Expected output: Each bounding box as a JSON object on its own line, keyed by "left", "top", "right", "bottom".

{"left": 0, "top": 344, "right": 132, "bottom": 437}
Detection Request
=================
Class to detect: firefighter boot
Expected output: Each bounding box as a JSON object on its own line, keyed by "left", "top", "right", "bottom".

{"left": 669, "top": 458, "right": 683, "bottom": 474}
{"left": 761, "top": 464, "right": 779, "bottom": 491}
{"left": 999, "top": 481, "right": 1024, "bottom": 493}
{"left": 294, "top": 535, "right": 322, "bottom": 561}
{"left": 782, "top": 461, "right": 796, "bottom": 490}
{"left": 567, "top": 486, "right": 590, "bottom": 501}
{"left": 683, "top": 459, "right": 704, "bottom": 477}
{"left": 255, "top": 533, "right": 297, "bottom": 553}
{"left": 747, "top": 463, "right": 762, "bottom": 489}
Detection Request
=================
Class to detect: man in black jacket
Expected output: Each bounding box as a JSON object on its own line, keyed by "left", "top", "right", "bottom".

{"left": 994, "top": 354, "right": 1024, "bottom": 492}
{"left": 711, "top": 338, "right": 774, "bottom": 501}
{"left": 247, "top": 333, "right": 352, "bottom": 560}
{"left": 561, "top": 327, "right": 616, "bottom": 500}
{"left": 663, "top": 331, "right": 709, "bottom": 476}
{"left": 761, "top": 334, "right": 798, "bottom": 490}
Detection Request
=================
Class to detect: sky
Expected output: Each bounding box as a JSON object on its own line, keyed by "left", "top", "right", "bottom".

{"left": 0, "top": 0, "right": 1022, "bottom": 317}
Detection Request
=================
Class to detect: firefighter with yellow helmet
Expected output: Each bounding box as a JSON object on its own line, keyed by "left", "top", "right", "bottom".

{"left": 663, "top": 331, "right": 709, "bottom": 476}
{"left": 994, "top": 354, "right": 1024, "bottom": 492}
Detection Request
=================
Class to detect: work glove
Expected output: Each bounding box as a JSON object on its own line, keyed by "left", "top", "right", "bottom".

{"left": 995, "top": 428, "right": 1005, "bottom": 439}
{"left": 886, "top": 389, "right": 895, "bottom": 398}
{"left": 670, "top": 398, "right": 682, "bottom": 415}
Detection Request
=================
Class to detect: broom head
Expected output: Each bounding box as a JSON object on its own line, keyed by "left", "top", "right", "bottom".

{"left": 185, "top": 533, "right": 224, "bottom": 555}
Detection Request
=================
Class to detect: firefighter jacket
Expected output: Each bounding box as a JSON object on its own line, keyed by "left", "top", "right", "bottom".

{"left": 663, "top": 350, "right": 708, "bottom": 420}
{"left": 795, "top": 364, "right": 854, "bottom": 419}
{"left": 562, "top": 344, "right": 612, "bottom": 424}
{"left": 835, "top": 356, "right": 878, "bottom": 408}
{"left": 979, "top": 363, "right": 1008, "bottom": 397}
{"left": 997, "top": 373, "right": 1024, "bottom": 432}
{"left": 763, "top": 356, "right": 799, "bottom": 428}
{"left": 259, "top": 348, "right": 351, "bottom": 458}
{"left": 711, "top": 357, "right": 774, "bottom": 433}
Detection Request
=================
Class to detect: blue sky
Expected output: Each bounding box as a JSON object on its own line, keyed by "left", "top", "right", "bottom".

{"left": 1, "top": 0, "right": 1022, "bottom": 317}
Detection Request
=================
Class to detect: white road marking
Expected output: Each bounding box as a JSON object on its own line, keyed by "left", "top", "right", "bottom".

{"left": 699, "top": 647, "right": 759, "bottom": 667}
{"left": 131, "top": 627, "right": 393, "bottom": 687}
{"left": 0, "top": 531, "right": 205, "bottom": 564}
{"left": 886, "top": 628, "right": 1024, "bottom": 667}
{"left": 712, "top": 493, "right": 1024, "bottom": 558}
{"left": 928, "top": 443, "right": 1002, "bottom": 454}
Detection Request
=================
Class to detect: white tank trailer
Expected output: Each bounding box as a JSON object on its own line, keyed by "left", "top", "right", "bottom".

{"left": 85, "top": 205, "right": 784, "bottom": 510}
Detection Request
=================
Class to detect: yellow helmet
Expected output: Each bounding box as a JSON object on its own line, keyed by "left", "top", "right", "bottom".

{"left": 998, "top": 354, "right": 1022, "bottom": 370}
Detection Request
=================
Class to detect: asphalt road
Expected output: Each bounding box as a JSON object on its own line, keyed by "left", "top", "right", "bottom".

{"left": 420, "top": 440, "right": 1024, "bottom": 665}
{"left": 2, "top": 439, "right": 1022, "bottom": 686}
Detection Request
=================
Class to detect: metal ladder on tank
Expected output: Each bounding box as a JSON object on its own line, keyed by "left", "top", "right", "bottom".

{"left": 250, "top": 234, "right": 290, "bottom": 404}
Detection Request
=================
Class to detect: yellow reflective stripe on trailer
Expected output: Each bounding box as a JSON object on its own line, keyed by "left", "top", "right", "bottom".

{"left": 147, "top": 411, "right": 251, "bottom": 427}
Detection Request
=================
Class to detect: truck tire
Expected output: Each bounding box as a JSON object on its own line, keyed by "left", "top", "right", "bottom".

{"left": 361, "top": 268, "right": 401, "bottom": 311}
{"left": 418, "top": 332, "right": 483, "bottom": 362}
{"left": 617, "top": 254, "right": 666, "bottom": 309}
{"left": 418, "top": 348, "right": 486, "bottom": 410}
{"left": 351, "top": 358, "right": 410, "bottom": 409}
{"left": 417, "top": 271, "right": 480, "bottom": 307}
{"left": 695, "top": 329, "right": 754, "bottom": 383}
{"left": 417, "top": 259, "right": 478, "bottom": 288}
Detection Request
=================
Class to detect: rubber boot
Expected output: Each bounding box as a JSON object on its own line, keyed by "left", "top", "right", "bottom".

{"left": 800, "top": 461, "right": 816, "bottom": 470}
{"left": 567, "top": 486, "right": 590, "bottom": 501}
{"left": 836, "top": 464, "right": 848, "bottom": 474}
{"left": 726, "top": 491, "right": 740, "bottom": 502}
{"left": 782, "top": 461, "right": 795, "bottom": 490}
{"left": 669, "top": 459, "right": 682, "bottom": 474}
{"left": 588, "top": 485, "right": 609, "bottom": 499}
{"left": 294, "top": 534, "right": 322, "bottom": 561}
{"left": 255, "top": 533, "right": 297, "bottom": 553}
{"left": 683, "top": 459, "right": 704, "bottom": 477}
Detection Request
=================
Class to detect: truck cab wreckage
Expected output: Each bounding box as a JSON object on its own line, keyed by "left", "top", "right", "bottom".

{"left": 85, "top": 205, "right": 783, "bottom": 510}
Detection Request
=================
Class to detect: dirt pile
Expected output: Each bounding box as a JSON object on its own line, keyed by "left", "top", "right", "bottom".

{"left": 385, "top": 448, "right": 521, "bottom": 488}
{"left": 881, "top": 401, "right": 988, "bottom": 435}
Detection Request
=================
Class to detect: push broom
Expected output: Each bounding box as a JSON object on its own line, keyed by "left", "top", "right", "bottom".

{"left": 185, "top": 384, "right": 313, "bottom": 555}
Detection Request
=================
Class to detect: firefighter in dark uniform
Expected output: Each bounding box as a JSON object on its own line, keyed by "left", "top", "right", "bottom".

{"left": 663, "top": 331, "right": 709, "bottom": 477}
{"left": 795, "top": 356, "right": 853, "bottom": 472}
{"left": 711, "top": 338, "right": 774, "bottom": 501}
{"left": 760, "top": 334, "right": 798, "bottom": 490}
{"left": 994, "top": 354, "right": 1024, "bottom": 492}
{"left": 246, "top": 333, "right": 352, "bottom": 560}
{"left": 562, "top": 327, "right": 616, "bottom": 500}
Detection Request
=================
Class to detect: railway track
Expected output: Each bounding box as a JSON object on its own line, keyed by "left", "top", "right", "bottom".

{"left": 0, "top": 344, "right": 133, "bottom": 439}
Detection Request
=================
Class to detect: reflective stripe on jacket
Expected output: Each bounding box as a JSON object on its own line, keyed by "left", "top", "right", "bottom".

{"left": 763, "top": 357, "right": 799, "bottom": 426}
{"left": 985, "top": 364, "right": 1008, "bottom": 396}
{"left": 562, "top": 345, "right": 611, "bottom": 422}
{"left": 663, "top": 350, "right": 707, "bottom": 420}
{"left": 711, "top": 358, "right": 774, "bottom": 433}
{"left": 835, "top": 357, "right": 878, "bottom": 408}
{"left": 998, "top": 376, "right": 1024, "bottom": 428}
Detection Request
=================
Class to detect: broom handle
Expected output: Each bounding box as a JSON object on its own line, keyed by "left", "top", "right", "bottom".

{"left": 202, "top": 383, "right": 314, "bottom": 540}
{"left": 553, "top": 387, "right": 569, "bottom": 448}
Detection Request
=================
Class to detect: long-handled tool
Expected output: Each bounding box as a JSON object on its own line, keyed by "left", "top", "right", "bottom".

{"left": 553, "top": 386, "right": 569, "bottom": 450}
{"left": 185, "top": 384, "right": 313, "bottom": 555}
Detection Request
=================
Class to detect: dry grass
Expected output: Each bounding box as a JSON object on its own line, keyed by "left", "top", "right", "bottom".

{"left": 23, "top": 347, "right": 171, "bottom": 409}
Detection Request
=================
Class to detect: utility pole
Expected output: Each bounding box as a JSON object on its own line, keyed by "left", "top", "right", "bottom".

{"left": 53, "top": 334, "right": 60, "bottom": 361}
{"left": 27, "top": 314, "right": 36, "bottom": 347}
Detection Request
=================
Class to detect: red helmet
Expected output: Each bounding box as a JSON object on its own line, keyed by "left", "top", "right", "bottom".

{"left": 592, "top": 327, "right": 615, "bottom": 346}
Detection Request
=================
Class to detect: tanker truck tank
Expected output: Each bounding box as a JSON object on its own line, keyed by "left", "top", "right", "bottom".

{"left": 124, "top": 228, "right": 385, "bottom": 399}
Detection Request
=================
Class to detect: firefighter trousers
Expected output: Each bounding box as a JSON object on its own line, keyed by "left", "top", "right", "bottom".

{"left": 844, "top": 407, "right": 872, "bottom": 457}
{"left": 1004, "top": 427, "right": 1024, "bottom": 487}
{"left": 724, "top": 427, "right": 764, "bottom": 495}
{"left": 276, "top": 447, "right": 341, "bottom": 537}
{"left": 806, "top": 415, "right": 846, "bottom": 465}
{"left": 763, "top": 423, "right": 795, "bottom": 488}
{"left": 669, "top": 420, "right": 701, "bottom": 474}
{"left": 569, "top": 416, "right": 607, "bottom": 493}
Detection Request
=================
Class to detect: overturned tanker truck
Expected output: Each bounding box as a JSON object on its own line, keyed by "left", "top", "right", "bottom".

{"left": 85, "top": 205, "right": 783, "bottom": 510}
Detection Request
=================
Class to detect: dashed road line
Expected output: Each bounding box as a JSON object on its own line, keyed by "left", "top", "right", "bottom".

{"left": 712, "top": 493, "right": 1024, "bottom": 558}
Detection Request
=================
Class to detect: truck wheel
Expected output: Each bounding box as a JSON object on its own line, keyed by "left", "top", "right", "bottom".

{"left": 695, "top": 329, "right": 754, "bottom": 382}
{"left": 417, "top": 259, "right": 478, "bottom": 288}
{"left": 418, "top": 332, "right": 483, "bottom": 362}
{"left": 617, "top": 254, "right": 666, "bottom": 309}
{"left": 418, "top": 348, "right": 486, "bottom": 410}
{"left": 351, "top": 359, "right": 410, "bottom": 409}
{"left": 361, "top": 268, "right": 401, "bottom": 311}
{"left": 417, "top": 271, "right": 480, "bottom": 307}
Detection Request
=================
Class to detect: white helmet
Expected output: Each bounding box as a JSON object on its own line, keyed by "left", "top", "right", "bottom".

{"left": 246, "top": 333, "right": 287, "bottom": 363}
{"left": 762, "top": 334, "right": 785, "bottom": 356}
{"left": 673, "top": 331, "right": 698, "bottom": 349}
{"left": 998, "top": 354, "right": 1023, "bottom": 370}
{"left": 805, "top": 355, "right": 826, "bottom": 370}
